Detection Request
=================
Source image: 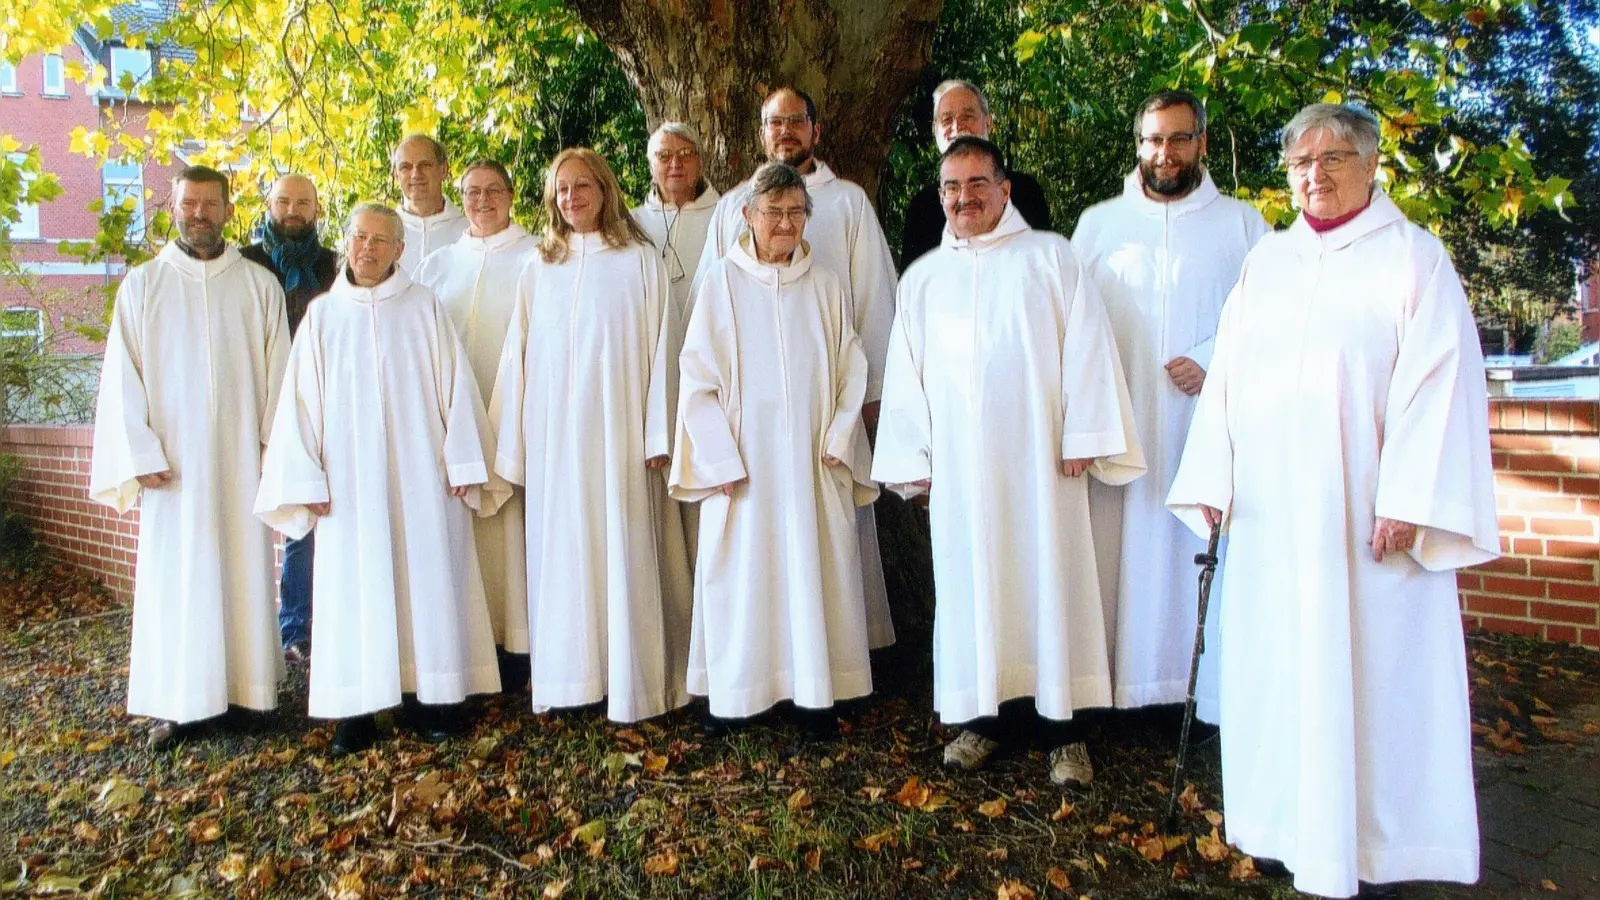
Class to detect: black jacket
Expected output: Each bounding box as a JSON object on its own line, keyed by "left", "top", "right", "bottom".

{"left": 240, "top": 241, "right": 340, "bottom": 337}
{"left": 900, "top": 169, "right": 1053, "bottom": 270}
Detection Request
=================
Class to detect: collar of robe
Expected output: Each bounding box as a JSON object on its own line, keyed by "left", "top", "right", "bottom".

{"left": 729, "top": 231, "right": 814, "bottom": 284}
{"left": 642, "top": 183, "right": 722, "bottom": 213}
{"left": 157, "top": 240, "right": 242, "bottom": 281}
{"left": 1119, "top": 167, "right": 1221, "bottom": 218}
{"left": 939, "top": 200, "right": 1028, "bottom": 253}
{"left": 398, "top": 198, "right": 465, "bottom": 229}
{"left": 334, "top": 265, "right": 414, "bottom": 304}
{"left": 565, "top": 230, "right": 620, "bottom": 257}
{"left": 1289, "top": 188, "right": 1403, "bottom": 253}
{"left": 459, "top": 221, "right": 531, "bottom": 254}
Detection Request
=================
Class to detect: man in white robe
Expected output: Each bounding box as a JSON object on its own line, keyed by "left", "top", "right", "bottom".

{"left": 256, "top": 203, "right": 504, "bottom": 756}
{"left": 670, "top": 163, "right": 875, "bottom": 736}
{"left": 1167, "top": 104, "right": 1497, "bottom": 898}
{"left": 415, "top": 159, "right": 537, "bottom": 690}
{"left": 696, "top": 86, "right": 897, "bottom": 650}
{"left": 393, "top": 134, "right": 468, "bottom": 273}
{"left": 1073, "top": 90, "right": 1268, "bottom": 722}
{"left": 491, "top": 147, "right": 691, "bottom": 724}
{"left": 873, "top": 138, "right": 1144, "bottom": 787}
{"left": 89, "top": 166, "right": 289, "bottom": 749}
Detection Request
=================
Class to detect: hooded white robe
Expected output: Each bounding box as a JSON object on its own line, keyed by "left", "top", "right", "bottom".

{"left": 415, "top": 224, "right": 538, "bottom": 652}
{"left": 398, "top": 199, "right": 469, "bottom": 274}
{"left": 1167, "top": 191, "right": 1497, "bottom": 898}
{"left": 490, "top": 233, "right": 692, "bottom": 723}
{"left": 697, "top": 160, "right": 897, "bottom": 649}
{"left": 1073, "top": 169, "right": 1268, "bottom": 719}
{"left": 254, "top": 268, "right": 505, "bottom": 718}
{"left": 669, "top": 234, "right": 876, "bottom": 717}
{"left": 89, "top": 242, "right": 288, "bottom": 723}
{"left": 873, "top": 205, "right": 1145, "bottom": 723}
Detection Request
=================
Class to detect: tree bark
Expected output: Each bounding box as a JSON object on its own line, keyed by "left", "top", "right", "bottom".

{"left": 566, "top": 0, "right": 943, "bottom": 202}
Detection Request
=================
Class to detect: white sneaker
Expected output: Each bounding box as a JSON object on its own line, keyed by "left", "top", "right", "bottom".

{"left": 942, "top": 730, "right": 999, "bottom": 771}
{"left": 1048, "top": 742, "right": 1094, "bottom": 787}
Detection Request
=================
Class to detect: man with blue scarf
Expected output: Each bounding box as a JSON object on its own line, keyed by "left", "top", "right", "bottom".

{"left": 242, "top": 173, "right": 339, "bottom": 664}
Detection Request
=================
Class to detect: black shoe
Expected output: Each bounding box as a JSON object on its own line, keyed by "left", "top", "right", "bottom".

{"left": 1253, "top": 857, "right": 1291, "bottom": 879}
{"left": 1357, "top": 882, "right": 1401, "bottom": 899}
{"left": 793, "top": 706, "right": 839, "bottom": 742}
{"left": 702, "top": 713, "right": 732, "bottom": 739}
{"left": 330, "top": 715, "right": 378, "bottom": 757}
{"left": 148, "top": 719, "right": 201, "bottom": 750}
{"left": 497, "top": 651, "right": 530, "bottom": 695}
{"left": 403, "top": 699, "right": 462, "bottom": 744}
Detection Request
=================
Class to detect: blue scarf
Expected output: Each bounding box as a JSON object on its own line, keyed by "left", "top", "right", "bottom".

{"left": 261, "top": 221, "right": 322, "bottom": 296}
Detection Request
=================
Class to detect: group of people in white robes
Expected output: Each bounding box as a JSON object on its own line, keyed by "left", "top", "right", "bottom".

{"left": 92, "top": 87, "right": 1497, "bottom": 899}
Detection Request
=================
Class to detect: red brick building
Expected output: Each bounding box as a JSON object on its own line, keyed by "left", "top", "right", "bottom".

{"left": 1580, "top": 262, "right": 1600, "bottom": 345}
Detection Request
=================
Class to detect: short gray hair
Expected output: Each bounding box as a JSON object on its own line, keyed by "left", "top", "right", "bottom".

{"left": 744, "top": 163, "right": 812, "bottom": 215}
{"left": 649, "top": 121, "right": 704, "bottom": 154}
{"left": 932, "top": 79, "right": 990, "bottom": 116}
{"left": 345, "top": 202, "right": 404, "bottom": 242}
{"left": 1281, "top": 103, "right": 1380, "bottom": 159}
{"left": 390, "top": 134, "right": 448, "bottom": 170}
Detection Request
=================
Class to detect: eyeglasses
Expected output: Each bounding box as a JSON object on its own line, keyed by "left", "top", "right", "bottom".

{"left": 1286, "top": 150, "right": 1361, "bottom": 175}
{"left": 938, "top": 177, "right": 999, "bottom": 201}
{"left": 463, "top": 186, "right": 509, "bottom": 202}
{"left": 936, "top": 111, "right": 983, "bottom": 130}
{"left": 653, "top": 148, "right": 699, "bottom": 163}
{"left": 1138, "top": 131, "right": 1199, "bottom": 151}
{"left": 756, "top": 206, "right": 808, "bottom": 225}
{"left": 763, "top": 114, "right": 811, "bottom": 131}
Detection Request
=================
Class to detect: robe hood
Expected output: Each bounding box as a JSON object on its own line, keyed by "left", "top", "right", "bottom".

{"left": 334, "top": 265, "right": 415, "bottom": 304}
{"left": 398, "top": 198, "right": 466, "bottom": 230}
{"left": 940, "top": 200, "right": 1029, "bottom": 252}
{"left": 641, "top": 184, "right": 721, "bottom": 213}
{"left": 157, "top": 241, "right": 245, "bottom": 281}
{"left": 1288, "top": 188, "right": 1405, "bottom": 254}
{"left": 456, "top": 221, "right": 532, "bottom": 254}
{"left": 729, "top": 231, "right": 814, "bottom": 284}
{"left": 1119, "top": 167, "right": 1223, "bottom": 220}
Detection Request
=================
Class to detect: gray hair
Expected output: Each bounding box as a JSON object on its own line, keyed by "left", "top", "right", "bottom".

{"left": 390, "top": 134, "right": 448, "bottom": 170}
{"left": 648, "top": 121, "right": 704, "bottom": 154}
{"left": 345, "top": 202, "right": 404, "bottom": 242}
{"left": 743, "top": 163, "right": 812, "bottom": 215}
{"left": 1134, "top": 90, "right": 1207, "bottom": 136}
{"left": 1281, "top": 103, "right": 1381, "bottom": 159}
{"left": 933, "top": 79, "right": 990, "bottom": 116}
{"left": 459, "top": 158, "right": 513, "bottom": 194}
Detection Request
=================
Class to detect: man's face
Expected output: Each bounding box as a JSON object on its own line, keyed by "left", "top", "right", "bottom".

{"left": 933, "top": 87, "right": 993, "bottom": 153}
{"left": 649, "top": 132, "right": 703, "bottom": 202}
{"left": 1136, "top": 104, "right": 1207, "bottom": 198}
{"left": 461, "top": 167, "right": 512, "bottom": 237}
{"left": 760, "top": 91, "right": 819, "bottom": 168}
{"left": 742, "top": 187, "right": 808, "bottom": 262}
{"left": 939, "top": 152, "right": 1011, "bottom": 239}
{"left": 173, "top": 179, "right": 233, "bottom": 253}
{"left": 344, "top": 211, "right": 403, "bottom": 285}
{"left": 392, "top": 139, "right": 446, "bottom": 208}
{"left": 267, "top": 177, "right": 319, "bottom": 239}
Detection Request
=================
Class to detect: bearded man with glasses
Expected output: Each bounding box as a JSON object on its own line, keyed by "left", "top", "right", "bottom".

{"left": 1071, "top": 89, "right": 1268, "bottom": 733}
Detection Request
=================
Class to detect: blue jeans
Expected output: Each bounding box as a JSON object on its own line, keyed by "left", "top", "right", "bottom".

{"left": 278, "top": 531, "right": 314, "bottom": 647}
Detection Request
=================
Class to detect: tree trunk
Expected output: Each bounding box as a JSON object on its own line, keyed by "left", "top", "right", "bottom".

{"left": 566, "top": 0, "right": 944, "bottom": 202}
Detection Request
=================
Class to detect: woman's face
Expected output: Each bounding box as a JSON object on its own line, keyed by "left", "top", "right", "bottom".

{"left": 1287, "top": 127, "right": 1379, "bottom": 220}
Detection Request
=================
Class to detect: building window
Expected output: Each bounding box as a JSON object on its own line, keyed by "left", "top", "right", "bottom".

{"left": 1, "top": 308, "right": 45, "bottom": 355}
{"left": 0, "top": 61, "right": 17, "bottom": 94}
{"left": 103, "top": 159, "right": 145, "bottom": 240}
{"left": 5, "top": 153, "right": 40, "bottom": 240}
{"left": 42, "top": 55, "right": 66, "bottom": 97}
{"left": 108, "top": 47, "right": 152, "bottom": 93}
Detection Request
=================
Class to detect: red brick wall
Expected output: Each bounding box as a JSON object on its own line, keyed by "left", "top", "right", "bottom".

{"left": 1, "top": 424, "right": 136, "bottom": 602}
{"left": 1459, "top": 400, "right": 1600, "bottom": 648}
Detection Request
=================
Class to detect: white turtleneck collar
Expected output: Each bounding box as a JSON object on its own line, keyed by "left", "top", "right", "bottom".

{"left": 940, "top": 201, "right": 1031, "bottom": 253}
{"left": 727, "top": 231, "right": 814, "bottom": 285}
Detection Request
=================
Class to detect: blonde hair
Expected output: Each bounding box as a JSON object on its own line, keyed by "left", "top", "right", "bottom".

{"left": 538, "top": 147, "right": 649, "bottom": 264}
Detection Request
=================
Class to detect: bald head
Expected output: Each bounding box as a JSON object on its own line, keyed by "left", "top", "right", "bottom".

{"left": 266, "top": 173, "right": 321, "bottom": 239}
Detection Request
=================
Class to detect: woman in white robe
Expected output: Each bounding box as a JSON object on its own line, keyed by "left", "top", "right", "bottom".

{"left": 415, "top": 160, "right": 537, "bottom": 672}
{"left": 490, "top": 147, "right": 693, "bottom": 724}
{"left": 1167, "top": 104, "right": 1498, "bottom": 899}
{"left": 669, "top": 163, "right": 876, "bottom": 731}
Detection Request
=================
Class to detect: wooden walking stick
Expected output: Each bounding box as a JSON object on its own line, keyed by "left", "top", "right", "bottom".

{"left": 1165, "top": 519, "right": 1222, "bottom": 832}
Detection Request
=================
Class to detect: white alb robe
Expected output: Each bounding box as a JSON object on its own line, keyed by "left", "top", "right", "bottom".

{"left": 90, "top": 242, "right": 288, "bottom": 723}
{"left": 697, "top": 160, "right": 897, "bottom": 649}
{"left": 669, "top": 235, "right": 877, "bottom": 717}
{"left": 254, "top": 268, "right": 505, "bottom": 718}
{"left": 873, "top": 205, "right": 1145, "bottom": 723}
{"left": 398, "top": 200, "right": 469, "bottom": 274}
{"left": 633, "top": 184, "right": 721, "bottom": 314}
{"left": 1073, "top": 170, "right": 1269, "bottom": 719}
{"left": 1167, "top": 191, "right": 1497, "bottom": 898}
{"left": 414, "top": 224, "right": 538, "bottom": 652}
{"left": 490, "top": 233, "right": 693, "bottom": 723}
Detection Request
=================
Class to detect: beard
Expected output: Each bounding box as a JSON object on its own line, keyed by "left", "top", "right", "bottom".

{"left": 1140, "top": 157, "right": 1203, "bottom": 198}
{"left": 178, "top": 219, "right": 224, "bottom": 252}
{"left": 771, "top": 143, "right": 813, "bottom": 170}
{"left": 271, "top": 216, "right": 316, "bottom": 240}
